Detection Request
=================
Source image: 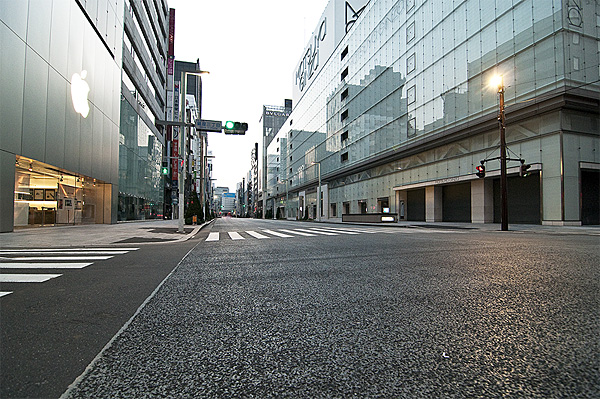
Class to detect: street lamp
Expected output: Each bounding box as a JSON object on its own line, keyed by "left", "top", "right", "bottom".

{"left": 491, "top": 74, "right": 508, "bottom": 231}
{"left": 178, "top": 68, "right": 209, "bottom": 233}
{"left": 311, "top": 161, "right": 321, "bottom": 222}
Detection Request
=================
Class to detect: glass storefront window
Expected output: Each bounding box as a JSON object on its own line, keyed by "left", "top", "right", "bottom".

{"left": 14, "top": 156, "right": 108, "bottom": 227}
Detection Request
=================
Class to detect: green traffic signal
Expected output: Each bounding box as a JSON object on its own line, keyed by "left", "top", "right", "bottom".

{"left": 225, "top": 121, "right": 234, "bottom": 129}
{"left": 161, "top": 167, "right": 169, "bottom": 175}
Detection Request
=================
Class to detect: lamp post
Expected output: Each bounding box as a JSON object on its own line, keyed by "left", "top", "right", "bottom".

{"left": 179, "top": 68, "right": 209, "bottom": 233}
{"left": 492, "top": 75, "right": 509, "bottom": 231}
{"left": 311, "top": 161, "right": 321, "bottom": 222}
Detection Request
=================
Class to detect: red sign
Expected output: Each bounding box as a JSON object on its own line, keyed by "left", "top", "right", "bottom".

{"left": 172, "top": 138, "right": 178, "bottom": 181}
{"left": 168, "top": 9, "right": 175, "bottom": 57}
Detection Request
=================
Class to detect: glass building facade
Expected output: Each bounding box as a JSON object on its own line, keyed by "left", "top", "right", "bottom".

{"left": 1, "top": 0, "right": 124, "bottom": 232}
{"left": 119, "top": 0, "right": 168, "bottom": 221}
{"left": 0, "top": 0, "right": 169, "bottom": 232}
{"left": 267, "top": 0, "right": 600, "bottom": 225}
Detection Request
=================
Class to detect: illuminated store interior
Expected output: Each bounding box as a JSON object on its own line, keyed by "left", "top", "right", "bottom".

{"left": 14, "top": 156, "right": 108, "bottom": 228}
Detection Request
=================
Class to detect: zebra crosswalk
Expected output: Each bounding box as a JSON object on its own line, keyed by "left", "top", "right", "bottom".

{"left": 203, "top": 227, "right": 414, "bottom": 242}
{"left": 0, "top": 247, "right": 139, "bottom": 297}
{"left": 204, "top": 226, "right": 465, "bottom": 242}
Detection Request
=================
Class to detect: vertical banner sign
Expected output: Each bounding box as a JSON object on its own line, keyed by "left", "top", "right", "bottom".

{"left": 174, "top": 81, "right": 180, "bottom": 121}
{"left": 168, "top": 9, "right": 175, "bottom": 75}
{"left": 172, "top": 130, "right": 179, "bottom": 182}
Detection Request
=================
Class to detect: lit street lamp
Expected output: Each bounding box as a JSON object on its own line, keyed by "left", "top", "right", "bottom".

{"left": 179, "top": 68, "right": 209, "bottom": 233}
{"left": 492, "top": 74, "right": 509, "bottom": 231}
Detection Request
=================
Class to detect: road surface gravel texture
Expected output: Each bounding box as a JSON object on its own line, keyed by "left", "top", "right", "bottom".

{"left": 62, "top": 227, "right": 599, "bottom": 398}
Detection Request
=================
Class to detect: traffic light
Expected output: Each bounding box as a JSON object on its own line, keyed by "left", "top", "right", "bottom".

{"left": 476, "top": 164, "right": 485, "bottom": 178}
{"left": 161, "top": 162, "right": 169, "bottom": 175}
{"left": 223, "top": 121, "right": 248, "bottom": 135}
{"left": 519, "top": 160, "right": 531, "bottom": 177}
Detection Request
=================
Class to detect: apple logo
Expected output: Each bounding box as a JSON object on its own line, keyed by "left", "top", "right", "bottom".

{"left": 70, "top": 70, "right": 90, "bottom": 118}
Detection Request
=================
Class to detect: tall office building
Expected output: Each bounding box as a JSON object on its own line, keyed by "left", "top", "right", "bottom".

{"left": 1, "top": 0, "right": 124, "bottom": 232}
{"left": 267, "top": 0, "right": 600, "bottom": 225}
{"left": 119, "top": 0, "right": 168, "bottom": 221}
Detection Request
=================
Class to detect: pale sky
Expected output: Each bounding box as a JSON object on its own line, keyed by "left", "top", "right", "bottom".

{"left": 167, "top": 0, "right": 329, "bottom": 191}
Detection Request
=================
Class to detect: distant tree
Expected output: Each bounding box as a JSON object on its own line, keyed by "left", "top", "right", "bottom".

{"left": 185, "top": 191, "right": 203, "bottom": 224}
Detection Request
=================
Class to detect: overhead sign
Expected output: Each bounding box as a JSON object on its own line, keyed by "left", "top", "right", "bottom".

{"left": 196, "top": 119, "right": 223, "bottom": 132}
{"left": 223, "top": 193, "right": 236, "bottom": 198}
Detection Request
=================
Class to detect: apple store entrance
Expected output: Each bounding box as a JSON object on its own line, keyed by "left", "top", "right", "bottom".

{"left": 14, "top": 156, "right": 108, "bottom": 228}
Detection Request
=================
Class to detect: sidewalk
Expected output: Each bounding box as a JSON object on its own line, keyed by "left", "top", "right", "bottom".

{"left": 0, "top": 219, "right": 597, "bottom": 249}
{"left": 0, "top": 220, "right": 211, "bottom": 248}
{"left": 302, "top": 218, "right": 600, "bottom": 235}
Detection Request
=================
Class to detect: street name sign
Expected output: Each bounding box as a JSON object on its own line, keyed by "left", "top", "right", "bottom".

{"left": 196, "top": 119, "right": 223, "bottom": 132}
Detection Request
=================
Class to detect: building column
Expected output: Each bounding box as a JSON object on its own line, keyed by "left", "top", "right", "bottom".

{"left": 471, "top": 179, "right": 493, "bottom": 223}
{"left": 322, "top": 184, "right": 328, "bottom": 219}
{"left": 0, "top": 150, "right": 16, "bottom": 232}
{"left": 425, "top": 185, "right": 442, "bottom": 222}
{"left": 396, "top": 190, "right": 407, "bottom": 221}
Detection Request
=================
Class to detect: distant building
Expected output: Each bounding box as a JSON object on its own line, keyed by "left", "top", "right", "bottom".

{"left": 221, "top": 193, "right": 236, "bottom": 214}
{"left": 214, "top": 186, "right": 228, "bottom": 214}
{"left": 260, "top": 100, "right": 292, "bottom": 219}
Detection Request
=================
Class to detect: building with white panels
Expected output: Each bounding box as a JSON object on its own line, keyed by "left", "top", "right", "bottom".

{"left": 266, "top": 0, "right": 599, "bottom": 225}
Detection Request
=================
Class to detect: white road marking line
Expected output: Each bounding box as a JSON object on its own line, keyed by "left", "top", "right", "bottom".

{"left": 0, "top": 262, "right": 92, "bottom": 269}
{"left": 311, "top": 227, "right": 360, "bottom": 235}
{"left": 0, "top": 292, "right": 13, "bottom": 297}
{"left": 228, "top": 232, "right": 245, "bottom": 240}
{"left": 0, "top": 256, "right": 113, "bottom": 261}
{"left": 262, "top": 230, "right": 293, "bottom": 238}
{"left": 206, "top": 232, "right": 220, "bottom": 241}
{"left": 280, "top": 229, "right": 317, "bottom": 237}
{"left": 0, "top": 251, "right": 130, "bottom": 255}
{"left": 0, "top": 274, "right": 62, "bottom": 283}
{"left": 246, "top": 231, "right": 269, "bottom": 239}
{"left": 0, "top": 248, "right": 139, "bottom": 252}
{"left": 298, "top": 228, "right": 338, "bottom": 236}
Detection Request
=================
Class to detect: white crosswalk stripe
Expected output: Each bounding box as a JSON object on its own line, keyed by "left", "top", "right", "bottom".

{"left": 206, "top": 232, "right": 220, "bottom": 241}
{"left": 0, "top": 274, "right": 62, "bottom": 283}
{"left": 0, "top": 247, "right": 139, "bottom": 297}
{"left": 0, "top": 251, "right": 130, "bottom": 255}
{"left": 279, "top": 229, "right": 317, "bottom": 237}
{"left": 296, "top": 228, "right": 338, "bottom": 236}
{"left": 322, "top": 227, "right": 377, "bottom": 234}
{"left": 0, "top": 256, "right": 113, "bottom": 261}
{"left": 310, "top": 227, "right": 360, "bottom": 235}
{"left": 246, "top": 231, "right": 269, "bottom": 239}
{"left": 0, "top": 262, "right": 92, "bottom": 269}
{"left": 0, "top": 248, "right": 139, "bottom": 253}
{"left": 228, "top": 232, "right": 245, "bottom": 240}
{"left": 262, "top": 229, "right": 293, "bottom": 238}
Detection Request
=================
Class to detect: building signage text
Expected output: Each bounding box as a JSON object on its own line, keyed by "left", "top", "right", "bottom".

{"left": 295, "top": 18, "right": 327, "bottom": 94}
